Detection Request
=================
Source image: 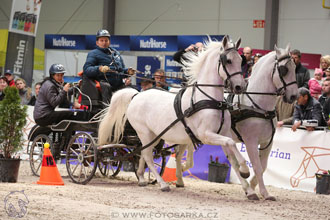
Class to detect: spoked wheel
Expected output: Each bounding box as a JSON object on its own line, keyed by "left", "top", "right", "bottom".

{"left": 66, "top": 132, "right": 98, "bottom": 185}
{"left": 133, "top": 149, "right": 167, "bottom": 184}
{"left": 98, "top": 148, "right": 127, "bottom": 177}
{"left": 29, "top": 134, "right": 52, "bottom": 176}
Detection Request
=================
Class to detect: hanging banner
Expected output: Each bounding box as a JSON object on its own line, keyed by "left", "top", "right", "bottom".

{"left": 5, "top": 0, "right": 42, "bottom": 87}
{"left": 9, "top": 0, "right": 42, "bottom": 37}
{"left": 164, "top": 55, "right": 183, "bottom": 85}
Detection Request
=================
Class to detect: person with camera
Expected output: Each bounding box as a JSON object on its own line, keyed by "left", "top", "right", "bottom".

{"left": 291, "top": 87, "right": 324, "bottom": 132}
{"left": 33, "top": 64, "right": 85, "bottom": 127}
{"left": 83, "top": 29, "right": 135, "bottom": 93}
{"left": 173, "top": 42, "right": 204, "bottom": 66}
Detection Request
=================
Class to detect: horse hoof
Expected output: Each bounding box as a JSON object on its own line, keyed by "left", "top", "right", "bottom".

{"left": 265, "top": 196, "right": 276, "bottom": 201}
{"left": 138, "top": 182, "right": 148, "bottom": 187}
{"left": 161, "top": 186, "right": 171, "bottom": 192}
{"left": 240, "top": 171, "right": 250, "bottom": 179}
{"left": 176, "top": 184, "right": 184, "bottom": 188}
{"left": 247, "top": 193, "right": 259, "bottom": 200}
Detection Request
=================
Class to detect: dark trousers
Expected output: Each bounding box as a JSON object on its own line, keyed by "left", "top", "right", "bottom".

{"left": 35, "top": 111, "right": 87, "bottom": 127}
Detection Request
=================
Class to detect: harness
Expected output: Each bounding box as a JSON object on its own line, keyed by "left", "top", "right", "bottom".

{"left": 132, "top": 46, "right": 241, "bottom": 153}
{"left": 174, "top": 85, "right": 229, "bottom": 149}
{"left": 230, "top": 54, "right": 297, "bottom": 151}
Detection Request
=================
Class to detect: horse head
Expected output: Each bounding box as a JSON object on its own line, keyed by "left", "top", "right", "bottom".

{"left": 219, "top": 35, "right": 246, "bottom": 94}
{"left": 273, "top": 44, "right": 298, "bottom": 103}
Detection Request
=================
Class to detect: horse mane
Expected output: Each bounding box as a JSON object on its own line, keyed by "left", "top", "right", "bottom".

{"left": 182, "top": 39, "right": 229, "bottom": 84}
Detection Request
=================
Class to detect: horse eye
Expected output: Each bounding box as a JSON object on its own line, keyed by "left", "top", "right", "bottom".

{"left": 227, "top": 59, "right": 232, "bottom": 64}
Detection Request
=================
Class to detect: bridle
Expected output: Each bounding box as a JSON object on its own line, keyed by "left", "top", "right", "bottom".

{"left": 217, "top": 47, "right": 243, "bottom": 89}
{"left": 272, "top": 55, "right": 297, "bottom": 95}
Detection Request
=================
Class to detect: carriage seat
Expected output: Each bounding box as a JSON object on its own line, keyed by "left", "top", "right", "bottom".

{"left": 80, "top": 75, "right": 112, "bottom": 113}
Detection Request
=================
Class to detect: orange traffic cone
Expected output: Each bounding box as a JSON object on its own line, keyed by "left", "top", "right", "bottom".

{"left": 37, "top": 143, "right": 64, "bottom": 185}
{"left": 162, "top": 153, "right": 177, "bottom": 182}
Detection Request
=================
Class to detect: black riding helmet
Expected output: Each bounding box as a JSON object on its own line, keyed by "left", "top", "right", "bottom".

{"left": 49, "top": 63, "right": 66, "bottom": 76}
{"left": 96, "top": 29, "right": 111, "bottom": 39}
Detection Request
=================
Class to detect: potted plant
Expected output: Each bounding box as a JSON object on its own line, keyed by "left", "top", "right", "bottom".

{"left": 0, "top": 86, "right": 27, "bottom": 182}
{"left": 208, "top": 155, "right": 229, "bottom": 183}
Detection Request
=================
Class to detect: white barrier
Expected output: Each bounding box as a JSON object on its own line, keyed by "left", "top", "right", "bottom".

{"left": 230, "top": 127, "right": 330, "bottom": 192}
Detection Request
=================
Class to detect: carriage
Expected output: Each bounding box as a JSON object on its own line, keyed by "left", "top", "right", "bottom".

{"left": 27, "top": 87, "right": 170, "bottom": 185}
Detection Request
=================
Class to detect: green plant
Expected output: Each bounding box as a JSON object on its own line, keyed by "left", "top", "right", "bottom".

{"left": 0, "top": 86, "right": 27, "bottom": 158}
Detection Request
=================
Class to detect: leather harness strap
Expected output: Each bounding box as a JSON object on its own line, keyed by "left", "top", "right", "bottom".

{"left": 174, "top": 86, "right": 229, "bottom": 149}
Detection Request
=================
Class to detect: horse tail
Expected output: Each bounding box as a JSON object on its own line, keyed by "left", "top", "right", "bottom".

{"left": 98, "top": 88, "right": 139, "bottom": 145}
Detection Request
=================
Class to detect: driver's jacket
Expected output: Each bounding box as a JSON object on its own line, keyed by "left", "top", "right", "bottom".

{"left": 83, "top": 46, "right": 128, "bottom": 92}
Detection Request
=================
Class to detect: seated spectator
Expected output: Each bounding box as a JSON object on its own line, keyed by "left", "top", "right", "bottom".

{"left": 275, "top": 96, "right": 295, "bottom": 127}
{"left": 28, "top": 82, "right": 41, "bottom": 106}
{"left": 322, "top": 97, "right": 330, "bottom": 128}
{"left": 308, "top": 68, "right": 323, "bottom": 99}
{"left": 253, "top": 53, "right": 263, "bottom": 64}
{"left": 15, "top": 78, "right": 32, "bottom": 105}
{"left": 241, "top": 46, "right": 254, "bottom": 78}
{"left": 34, "top": 64, "right": 86, "bottom": 127}
{"left": 325, "top": 67, "right": 330, "bottom": 80}
{"left": 0, "top": 76, "right": 8, "bottom": 101}
{"left": 4, "top": 69, "right": 15, "bottom": 87}
{"left": 291, "top": 49, "right": 310, "bottom": 89}
{"left": 153, "top": 69, "right": 169, "bottom": 91}
{"left": 140, "top": 75, "right": 153, "bottom": 91}
{"left": 320, "top": 55, "right": 330, "bottom": 77}
{"left": 318, "top": 78, "right": 330, "bottom": 107}
{"left": 292, "top": 88, "right": 323, "bottom": 132}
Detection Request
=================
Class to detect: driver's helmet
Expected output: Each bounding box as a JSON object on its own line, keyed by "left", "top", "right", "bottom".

{"left": 96, "top": 29, "right": 111, "bottom": 39}
{"left": 49, "top": 63, "right": 66, "bottom": 76}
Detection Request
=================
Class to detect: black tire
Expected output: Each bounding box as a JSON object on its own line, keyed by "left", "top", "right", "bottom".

{"left": 65, "top": 132, "right": 98, "bottom": 185}
{"left": 98, "top": 148, "right": 127, "bottom": 177}
{"left": 133, "top": 149, "right": 167, "bottom": 185}
{"left": 29, "top": 134, "right": 53, "bottom": 176}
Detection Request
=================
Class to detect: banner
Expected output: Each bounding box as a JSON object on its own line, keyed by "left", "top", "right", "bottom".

{"left": 5, "top": 32, "right": 34, "bottom": 86}
{"left": 5, "top": 0, "right": 42, "bottom": 87}
{"left": 229, "top": 127, "right": 330, "bottom": 192}
{"left": 164, "top": 55, "right": 183, "bottom": 85}
{"left": 8, "top": 0, "right": 42, "bottom": 37}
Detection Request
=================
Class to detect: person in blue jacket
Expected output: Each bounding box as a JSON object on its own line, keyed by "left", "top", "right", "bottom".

{"left": 83, "top": 29, "right": 135, "bottom": 93}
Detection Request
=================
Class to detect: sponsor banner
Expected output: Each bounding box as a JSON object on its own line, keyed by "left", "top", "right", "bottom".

{"left": 177, "top": 35, "right": 224, "bottom": 50}
{"left": 45, "top": 34, "right": 86, "bottom": 50}
{"left": 136, "top": 56, "right": 161, "bottom": 89}
{"left": 130, "top": 36, "right": 177, "bottom": 51}
{"left": 5, "top": 32, "right": 34, "bottom": 86}
{"left": 9, "top": 0, "right": 42, "bottom": 37}
{"left": 110, "top": 36, "right": 130, "bottom": 51}
{"left": 164, "top": 55, "right": 183, "bottom": 85}
{"left": 230, "top": 127, "right": 330, "bottom": 192}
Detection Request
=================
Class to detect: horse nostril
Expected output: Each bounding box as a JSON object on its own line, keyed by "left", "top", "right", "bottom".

{"left": 235, "top": 85, "right": 242, "bottom": 93}
{"left": 291, "top": 95, "right": 297, "bottom": 102}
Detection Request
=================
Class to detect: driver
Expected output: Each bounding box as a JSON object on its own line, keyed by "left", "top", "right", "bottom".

{"left": 83, "top": 29, "right": 135, "bottom": 93}
{"left": 34, "top": 64, "right": 85, "bottom": 126}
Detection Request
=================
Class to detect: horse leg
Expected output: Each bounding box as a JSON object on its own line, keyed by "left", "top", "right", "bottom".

{"left": 222, "top": 147, "right": 259, "bottom": 200}
{"left": 137, "top": 156, "right": 147, "bottom": 187}
{"left": 249, "top": 141, "right": 276, "bottom": 201}
{"left": 141, "top": 145, "right": 170, "bottom": 192}
{"left": 244, "top": 139, "right": 275, "bottom": 201}
{"left": 175, "top": 144, "right": 189, "bottom": 187}
{"left": 205, "top": 131, "right": 250, "bottom": 178}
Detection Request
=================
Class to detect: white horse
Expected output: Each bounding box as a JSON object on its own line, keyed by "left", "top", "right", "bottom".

{"left": 181, "top": 45, "right": 298, "bottom": 200}
{"left": 98, "top": 36, "right": 248, "bottom": 191}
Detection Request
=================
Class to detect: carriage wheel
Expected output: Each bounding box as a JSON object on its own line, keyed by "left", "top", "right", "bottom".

{"left": 133, "top": 149, "right": 166, "bottom": 184}
{"left": 66, "top": 132, "right": 98, "bottom": 185}
{"left": 29, "top": 134, "right": 53, "bottom": 176}
{"left": 98, "top": 148, "right": 127, "bottom": 177}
